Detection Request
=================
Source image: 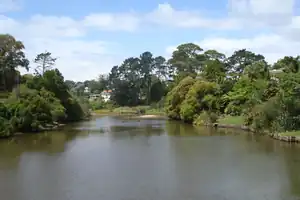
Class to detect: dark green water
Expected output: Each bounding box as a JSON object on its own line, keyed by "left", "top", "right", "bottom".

{"left": 1, "top": 116, "right": 300, "bottom": 200}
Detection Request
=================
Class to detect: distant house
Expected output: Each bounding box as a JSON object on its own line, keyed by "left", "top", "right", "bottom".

{"left": 101, "top": 90, "right": 112, "bottom": 102}
{"left": 270, "top": 69, "right": 283, "bottom": 81}
{"left": 84, "top": 87, "right": 90, "bottom": 94}
{"left": 89, "top": 93, "right": 101, "bottom": 101}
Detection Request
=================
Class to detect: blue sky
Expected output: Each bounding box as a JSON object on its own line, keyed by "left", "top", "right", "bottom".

{"left": 0, "top": 0, "right": 299, "bottom": 81}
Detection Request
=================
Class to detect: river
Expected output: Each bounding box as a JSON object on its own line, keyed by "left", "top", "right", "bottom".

{"left": 0, "top": 116, "right": 300, "bottom": 200}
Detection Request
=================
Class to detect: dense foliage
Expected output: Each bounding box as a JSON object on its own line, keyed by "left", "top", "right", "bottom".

{"left": 68, "top": 41, "right": 300, "bottom": 134}
{"left": 0, "top": 34, "right": 89, "bottom": 137}
{"left": 161, "top": 44, "right": 300, "bottom": 134}
{"left": 2, "top": 33, "right": 300, "bottom": 136}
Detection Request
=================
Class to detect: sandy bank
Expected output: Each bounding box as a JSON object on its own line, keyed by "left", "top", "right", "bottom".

{"left": 132, "top": 115, "right": 167, "bottom": 119}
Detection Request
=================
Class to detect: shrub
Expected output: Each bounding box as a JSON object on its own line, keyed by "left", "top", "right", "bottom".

{"left": 26, "top": 69, "right": 86, "bottom": 122}
{"left": 193, "top": 111, "right": 219, "bottom": 126}
{"left": 90, "top": 100, "right": 105, "bottom": 110}
{"left": 0, "top": 117, "right": 14, "bottom": 137}
{"left": 180, "top": 80, "right": 220, "bottom": 122}
{"left": 165, "top": 76, "right": 195, "bottom": 120}
{"left": 224, "top": 102, "right": 243, "bottom": 116}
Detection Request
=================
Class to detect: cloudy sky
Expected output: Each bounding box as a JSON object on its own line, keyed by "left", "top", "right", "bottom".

{"left": 1, "top": 0, "right": 299, "bottom": 81}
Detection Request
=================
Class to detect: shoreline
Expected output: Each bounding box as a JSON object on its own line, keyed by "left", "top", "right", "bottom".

{"left": 0, "top": 116, "right": 92, "bottom": 139}
{"left": 211, "top": 123, "right": 300, "bottom": 143}
{"left": 130, "top": 114, "right": 167, "bottom": 119}
{"left": 92, "top": 112, "right": 166, "bottom": 119}
{"left": 0, "top": 123, "right": 67, "bottom": 139}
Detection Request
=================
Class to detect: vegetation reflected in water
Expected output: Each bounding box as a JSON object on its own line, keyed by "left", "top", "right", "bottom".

{"left": 0, "top": 116, "right": 300, "bottom": 200}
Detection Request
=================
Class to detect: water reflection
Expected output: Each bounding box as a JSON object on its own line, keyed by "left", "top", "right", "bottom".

{"left": 0, "top": 116, "right": 299, "bottom": 200}
{"left": 165, "top": 120, "right": 245, "bottom": 137}
{"left": 0, "top": 128, "right": 90, "bottom": 169}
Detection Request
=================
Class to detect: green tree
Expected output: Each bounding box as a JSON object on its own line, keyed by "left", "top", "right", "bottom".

{"left": 165, "top": 76, "right": 195, "bottom": 120}
{"left": 223, "top": 76, "right": 269, "bottom": 116}
{"left": 108, "top": 58, "right": 142, "bottom": 106}
{"left": 154, "top": 56, "right": 169, "bottom": 80}
{"left": 34, "top": 51, "right": 57, "bottom": 75}
{"left": 139, "top": 52, "right": 155, "bottom": 104}
{"left": 0, "top": 34, "right": 29, "bottom": 92}
{"left": 247, "top": 73, "right": 300, "bottom": 132}
{"left": 168, "top": 43, "right": 204, "bottom": 82}
{"left": 150, "top": 78, "right": 166, "bottom": 103}
{"left": 202, "top": 59, "right": 227, "bottom": 83}
{"left": 180, "top": 80, "right": 220, "bottom": 122}
{"left": 272, "top": 56, "right": 300, "bottom": 73}
{"left": 65, "top": 80, "right": 76, "bottom": 90}
{"left": 244, "top": 60, "right": 270, "bottom": 81}
{"left": 26, "top": 69, "right": 86, "bottom": 122}
{"left": 204, "top": 49, "right": 226, "bottom": 61}
{"left": 227, "top": 49, "right": 265, "bottom": 76}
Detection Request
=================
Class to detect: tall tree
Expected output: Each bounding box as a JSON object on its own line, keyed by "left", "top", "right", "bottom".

{"left": 272, "top": 56, "right": 300, "bottom": 73}
{"left": 34, "top": 51, "right": 57, "bottom": 75}
{"left": 0, "top": 34, "right": 29, "bottom": 92}
{"left": 204, "top": 49, "right": 226, "bottom": 61}
{"left": 168, "top": 43, "right": 204, "bottom": 82}
{"left": 227, "top": 49, "right": 265, "bottom": 76}
{"left": 140, "top": 51, "right": 155, "bottom": 105}
{"left": 154, "top": 56, "right": 169, "bottom": 80}
{"left": 109, "top": 58, "right": 142, "bottom": 106}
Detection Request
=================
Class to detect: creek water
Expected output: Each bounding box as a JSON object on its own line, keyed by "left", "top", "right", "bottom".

{"left": 0, "top": 116, "right": 300, "bottom": 200}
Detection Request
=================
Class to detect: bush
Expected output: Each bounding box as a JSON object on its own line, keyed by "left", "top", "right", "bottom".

{"left": 9, "top": 90, "right": 59, "bottom": 132}
{"left": 224, "top": 102, "right": 243, "bottom": 116}
{"left": 0, "top": 86, "right": 69, "bottom": 136}
{"left": 180, "top": 80, "right": 220, "bottom": 122}
{"left": 90, "top": 100, "right": 105, "bottom": 110}
{"left": 26, "top": 69, "right": 86, "bottom": 122}
{"left": 193, "top": 111, "right": 219, "bottom": 126}
{"left": 0, "top": 117, "right": 14, "bottom": 137}
{"left": 165, "top": 76, "right": 195, "bottom": 120}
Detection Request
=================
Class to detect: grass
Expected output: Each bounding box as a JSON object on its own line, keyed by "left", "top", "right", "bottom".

{"left": 0, "top": 92, "right": 9, "bottom": 103}
{"left": 93, "top": 106, "right": 165, "bottom": 116}
{"left": 145, "top": 109, "right": 165, "bottom": 116}
{"left": 279, "top": 131, "right": 300, "bottom": 137}
{"left": 218, "top": 115, "right": 244, "bottom": 126}
{"left": 93, "top": 109, "right": 114, "bottom": 115}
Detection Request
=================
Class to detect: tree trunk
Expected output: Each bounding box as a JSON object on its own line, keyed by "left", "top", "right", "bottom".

{"left": 2, "top": 69, "right": 6, "bottom": 92}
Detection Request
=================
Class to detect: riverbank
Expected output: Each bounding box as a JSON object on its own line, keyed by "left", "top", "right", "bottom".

{"left": 0, "top": 123, "right": 66, "bottom": 139}
{"left": 92, "top": 112, "right": 167, "bottom": 120}
{"left": 213, "top": 116, "right": 300, "bottom": 143}
{"left": 131, "top": 114, "right": 167, "bottom": 119}
{"left": 0, "top": 114, "right": 92, "bottom": 139}
{"left": 92, "top": 107, "right": 165, "bottom": 116}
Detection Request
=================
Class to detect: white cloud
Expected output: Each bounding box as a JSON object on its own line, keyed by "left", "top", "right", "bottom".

{"left": 166, "top": 34, "right": 300, "bottom": 64}
{"left": 0, "top": 15, "right": 18, "bottom": 31}
{"left": 0, "top": 0, "right": 20, "bottom": 13}
{"left": 83, "top": 12, "right": 140, "bottom": 32}
{"left": 163, "top": 0, "right": 300, "bottom": 64}
{"left": 2, "top": 0, "right": 300, "bottom": 81}
{"left": 200, "top": 34, "right": 288, "bottom": 63}
{"left": 26, "top": 15, "right": 85, "bottom": 38}
{"left": 146, "top": 3, "right": 239, "bottom": 30}
{"left": 19, "top": 38, "right": 122, "bottom": 81}
{"left": 228, "top": 0, "right": 295, "bottom": 27}
{"left": 0, "top": 15, "right": 122, "bottom": 81}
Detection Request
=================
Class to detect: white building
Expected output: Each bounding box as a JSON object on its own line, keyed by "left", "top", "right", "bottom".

{"left": 101, "top": 90, "right": 112, "bottom": 102}
{"left": 89, "top": 94, "right": 101, "bottom": 101}
{"left": 84, "top": 87, "right": 90, "bottom": 94}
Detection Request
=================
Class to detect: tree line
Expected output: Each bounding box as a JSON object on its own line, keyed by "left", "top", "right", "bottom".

{"left": 2, "top": 32, "right": 300, "bottom": 136}
{"left": 0, "top": 34, "right": 89, "bottom": 137}
{"left": 83, "top": 42, "right": 300, "bottom": 133}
